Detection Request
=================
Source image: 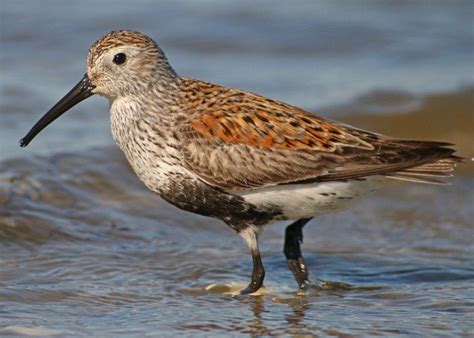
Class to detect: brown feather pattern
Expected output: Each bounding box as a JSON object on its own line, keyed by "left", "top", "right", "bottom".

{"left": 176, "top": 79, "right": 461, "bottom": 190}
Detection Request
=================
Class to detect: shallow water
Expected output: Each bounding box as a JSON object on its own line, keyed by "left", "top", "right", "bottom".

{"left": 1, "top": 0, "right": 474, "bottom": 336}
{"left": 1, "top": 147, "right": 473, "bottom": 336}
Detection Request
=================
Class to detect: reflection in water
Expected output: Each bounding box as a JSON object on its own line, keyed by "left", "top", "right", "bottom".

{"left": 245, "top": 297, "right": 269, "bottom": 335}
{"left": 284, "top": 295, "right": 312, "bottom": 335}
{"left": 238, "top": 292, "right": 312, "bottom": 336}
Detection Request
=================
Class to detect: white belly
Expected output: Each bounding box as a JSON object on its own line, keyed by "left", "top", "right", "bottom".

{"left": 234, "top": 177, "right": 387, "bottom": 220}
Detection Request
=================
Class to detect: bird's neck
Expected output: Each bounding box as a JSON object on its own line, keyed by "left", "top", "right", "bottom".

{"left": 110, "top": 75, "right": 181, "bottom": 122}
{"left": 108, "top": 79, "right": 186, "bottom": 193}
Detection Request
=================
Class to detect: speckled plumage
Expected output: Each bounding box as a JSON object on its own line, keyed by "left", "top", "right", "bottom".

{"left": 21, "top": 30, "right": 462, "bottom": 294}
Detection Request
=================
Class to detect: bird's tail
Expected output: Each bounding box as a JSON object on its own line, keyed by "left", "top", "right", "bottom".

{"left": 384, "top": 141, "right": 463, "bottom": 185}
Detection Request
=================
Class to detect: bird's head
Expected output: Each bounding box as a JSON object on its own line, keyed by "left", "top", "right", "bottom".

{"left": 19, "top": 30, "right": 176, "bottom": 147}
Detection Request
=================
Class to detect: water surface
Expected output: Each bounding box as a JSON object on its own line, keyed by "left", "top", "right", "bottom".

{"left": 1, "top": 0, "right": 473, "bottom": 336}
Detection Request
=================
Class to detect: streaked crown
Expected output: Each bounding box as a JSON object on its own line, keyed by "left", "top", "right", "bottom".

{"left": 87, "top": 30, "right": 177, "bottom": 99}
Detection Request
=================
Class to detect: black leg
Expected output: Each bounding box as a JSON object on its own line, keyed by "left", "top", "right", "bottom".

{"left": 240, "top": 248, "right": 265, "bottom": 295}
{"left": 237, "top": 225, "right": 265, "bottom": 295}
{"left": 284, "top": 218, "right": 312, "bottom": 288}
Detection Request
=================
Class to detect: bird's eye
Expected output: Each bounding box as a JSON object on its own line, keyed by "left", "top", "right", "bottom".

{"left": 113, "top": 53, "right": 126, "bottom": 65}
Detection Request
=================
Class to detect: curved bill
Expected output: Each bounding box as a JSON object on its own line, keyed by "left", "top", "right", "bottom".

{"left": 19, "top": 74, "right": 95, "bottom": 147}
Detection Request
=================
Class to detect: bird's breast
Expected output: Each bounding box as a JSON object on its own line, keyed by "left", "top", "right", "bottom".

{"left": 109, "top": 101, "right": 188, "bottom": 194}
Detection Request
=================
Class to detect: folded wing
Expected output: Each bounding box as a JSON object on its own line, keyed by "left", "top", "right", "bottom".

{"left": 178, "top": 79, "right": 461, "bottom": 191}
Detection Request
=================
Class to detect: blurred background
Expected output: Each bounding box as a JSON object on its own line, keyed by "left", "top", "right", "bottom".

{"left": 1, "top": 0, "right": 473, "bottom": 160}
{"left": 0, "top": 0, "right": 473, "bottom": 336}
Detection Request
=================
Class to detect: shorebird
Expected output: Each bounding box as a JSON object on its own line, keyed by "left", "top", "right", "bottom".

{"left": 20, "top": 30, "right": 461, "bottom": 294}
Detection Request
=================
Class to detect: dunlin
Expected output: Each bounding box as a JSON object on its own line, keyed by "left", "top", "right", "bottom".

{"left": 20, "top": 30, "right": 462, "bottom": 294}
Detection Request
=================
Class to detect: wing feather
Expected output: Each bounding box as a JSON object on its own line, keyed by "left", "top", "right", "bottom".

{"left": 178, "top": 79, "right": 461, "bottom": 191}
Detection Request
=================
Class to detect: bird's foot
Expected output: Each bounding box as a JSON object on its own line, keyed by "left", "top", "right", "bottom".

{"left": 238, "top": 282, "right": 264, "bottom": 295}
{"left": 287, "top": 257, "right": 310, "bottom": 288}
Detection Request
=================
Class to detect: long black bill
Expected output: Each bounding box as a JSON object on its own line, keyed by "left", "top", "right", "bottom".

{"left": 19, "top": 74, "right": 95, "bottom": 147}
